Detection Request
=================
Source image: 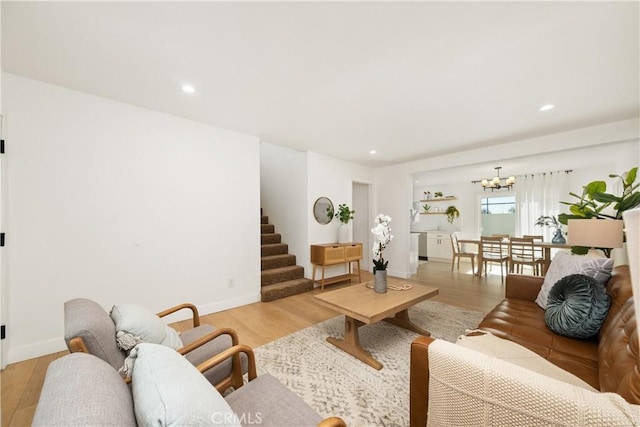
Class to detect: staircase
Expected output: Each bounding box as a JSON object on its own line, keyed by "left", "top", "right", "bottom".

{"left": 261, "top": 211, "right": 314, "bottom": 302}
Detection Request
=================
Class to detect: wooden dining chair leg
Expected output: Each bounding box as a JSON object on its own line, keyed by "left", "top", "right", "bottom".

{"left": 451, "top": 257, "right": 456, "bottom": 271}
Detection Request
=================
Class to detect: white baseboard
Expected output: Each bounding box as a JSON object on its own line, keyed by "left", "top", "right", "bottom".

{"left": 8, "top": 337, "right": 67, "bottom": 364}
{"left": 197, "top": 293, "right": 261, "bottom": 317}
{"left": 387, "top": 268, "right": 411, "bottom": 279}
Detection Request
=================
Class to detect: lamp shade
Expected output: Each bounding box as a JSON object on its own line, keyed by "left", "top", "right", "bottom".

{"left": 567, "top": 219, "right": 624, "bottom": 248}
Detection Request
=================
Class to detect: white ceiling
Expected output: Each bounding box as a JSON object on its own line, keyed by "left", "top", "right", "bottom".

{"left": 2, "top": 1, "right": 639, "bottom": 168}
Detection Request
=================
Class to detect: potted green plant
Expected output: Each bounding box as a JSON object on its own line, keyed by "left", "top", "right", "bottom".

{"left": 335, "top": 204, "right": 355, "bottom": 243}
{"left": 335, "top": 204, "right": 355, "bottom": 224}
{"left": 559, "top": 167, "right": 639, "bottom": 254}
{"left": 445, "top": 205, "right": 460, "bottom": 223}
{"left": 535, "top": 215, "right": 565, "bottom": 243}
{"left": 559, "top": 167, "right": 639, "bottom": 222}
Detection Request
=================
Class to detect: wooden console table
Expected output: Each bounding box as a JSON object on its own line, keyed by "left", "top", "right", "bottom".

{"left": 310, "top": 243, "right": 363, "bottom": 291}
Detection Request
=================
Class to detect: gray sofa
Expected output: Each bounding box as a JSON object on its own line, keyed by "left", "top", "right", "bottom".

{"left": 34, "top": 346, "right": 346, "bottom": 427}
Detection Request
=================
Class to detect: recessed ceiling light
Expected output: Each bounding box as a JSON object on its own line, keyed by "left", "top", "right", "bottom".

{"left": 539, "top": 104, "right": 555, "bottom": 111}
{"left": 370, "top": 150, "right": 377, "bottom": 155}
{"left": 181, "top": 84, "right": 195, "bottom": 94}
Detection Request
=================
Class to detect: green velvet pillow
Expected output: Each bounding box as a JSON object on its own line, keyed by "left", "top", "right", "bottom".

{"left": 544, "top": 274, "right": 610, "bottom": 339}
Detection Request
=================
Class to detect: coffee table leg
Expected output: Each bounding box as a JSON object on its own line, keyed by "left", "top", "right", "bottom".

{"left": 326, "top": 316, "right": 383, "bottom": 370}
{"left": 384, "top": 309, "right": 431, "bottom": 336}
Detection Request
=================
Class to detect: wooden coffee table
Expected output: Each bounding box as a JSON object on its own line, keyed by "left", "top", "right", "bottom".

{"left": 314, "top": 278, "right": 439, "bottom": 370}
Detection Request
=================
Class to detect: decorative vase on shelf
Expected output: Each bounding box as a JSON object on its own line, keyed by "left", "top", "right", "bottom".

{"left": 338, "top": 224, "right": 349, "bottom": 243}
{"left": 552, "top": 228, "right": 566, "bottom": 244}
{"left": 374, "top": 270, "right": 388, "bottom": 293}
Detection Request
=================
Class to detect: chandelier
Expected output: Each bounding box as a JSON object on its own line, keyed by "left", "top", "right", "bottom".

{"left": 472, "top": 166, "right": 515, "bottom": 191}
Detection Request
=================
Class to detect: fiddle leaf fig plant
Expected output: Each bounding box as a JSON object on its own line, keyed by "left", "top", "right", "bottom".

{"left": 558, "top": 167, "right": 639, "bottom": 224}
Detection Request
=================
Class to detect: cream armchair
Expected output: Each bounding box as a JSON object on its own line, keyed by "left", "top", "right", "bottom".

{"left": 410, "top": 336, "right": 640, "bottom": 427}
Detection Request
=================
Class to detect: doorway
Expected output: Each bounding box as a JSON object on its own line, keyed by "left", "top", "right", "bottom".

{"left": 352, "top": 183, "right": 371, "bottom": 272}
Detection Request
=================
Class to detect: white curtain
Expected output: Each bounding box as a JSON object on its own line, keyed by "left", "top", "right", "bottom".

{"left": 515, "top": 171, "right": 570, "bottom": 241}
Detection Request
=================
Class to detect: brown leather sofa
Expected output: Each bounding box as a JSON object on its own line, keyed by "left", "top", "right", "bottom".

{"left": 410, "top": 265, "right": 639, "bottom": 427}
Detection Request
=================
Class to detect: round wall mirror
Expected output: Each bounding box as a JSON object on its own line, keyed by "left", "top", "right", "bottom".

{"left": 313, "top": 197, "right": 334, "bottom": 225}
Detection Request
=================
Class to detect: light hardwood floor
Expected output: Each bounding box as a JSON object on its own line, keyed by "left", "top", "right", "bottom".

{"left": 0, "top": 260, "right": 505, "bottom": 426}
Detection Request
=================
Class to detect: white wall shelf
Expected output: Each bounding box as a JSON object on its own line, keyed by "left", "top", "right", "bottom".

{"left": 419, "top": 197, "right": 458, "bottom": 202}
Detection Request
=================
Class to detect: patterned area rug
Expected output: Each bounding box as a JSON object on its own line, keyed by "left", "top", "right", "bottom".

{"left": 254, "top": 300, "right": 486, "bottom": 427}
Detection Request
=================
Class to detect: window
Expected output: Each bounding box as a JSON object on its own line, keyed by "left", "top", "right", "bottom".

{"left": 480, "top": 195, "right": 516, "bottom": 236}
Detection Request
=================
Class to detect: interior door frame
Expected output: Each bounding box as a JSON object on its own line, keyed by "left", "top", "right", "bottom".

{"left": 352, "top": 182, "right": 371, "bottom": 273}
{"left": 0, "top": 113, "right": 6, "bottom": 369}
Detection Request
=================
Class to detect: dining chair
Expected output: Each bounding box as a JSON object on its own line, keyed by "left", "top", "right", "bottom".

{"left": 480, "top": 236, "right": 509, "bottom": 281}
{"left": 523, "top": 234, "right": 545, "bottom": 275}
{"left": 450, "top": 232, "right": 477, "bottom": 274}
{"left": 509, "top": 237, "right": 539, "bottom": 275}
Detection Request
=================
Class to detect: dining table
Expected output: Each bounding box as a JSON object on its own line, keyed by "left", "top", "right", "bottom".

{"left": 457, "top": 238, "right": 572, "bottom": 276}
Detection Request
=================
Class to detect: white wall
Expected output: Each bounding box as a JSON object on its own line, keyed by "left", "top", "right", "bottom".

{"left": 307, "top": 151, "right": 374, "bottom": 277}
{"left": 3, "top": 73, "right": 261, "bottom": 362}
{"left": 376, "top": 120, "right": 640, "bottom": 278}
{"left": 260, "top": 142, "right": 308, "bottom": 268}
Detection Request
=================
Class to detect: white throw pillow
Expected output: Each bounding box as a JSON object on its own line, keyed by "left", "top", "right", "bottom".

{"left": 535, "top": 252, "right": 613, "bottom": 309}
{"left": 131, "top": 343, "right": 241, "bottom": 427}
{"left": 110, "top": 304, "right": 182, "bottom": 351}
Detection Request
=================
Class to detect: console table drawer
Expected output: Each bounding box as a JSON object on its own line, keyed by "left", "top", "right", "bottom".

{"left": 344, "top": 244, "right": 363, "bottom": 261}
{"left": 311, "top": 245, "right": 345, "bottom": 265}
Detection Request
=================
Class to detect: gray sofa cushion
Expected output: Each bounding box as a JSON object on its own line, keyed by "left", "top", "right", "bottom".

{"left": 225, "top": 373, "right": 322, "bottom": 427}
{"left": 33, "top": 353, "right": 136, "bottom": 427}
{"left": 64, "top": 298, "right": 126, "bottom": 370}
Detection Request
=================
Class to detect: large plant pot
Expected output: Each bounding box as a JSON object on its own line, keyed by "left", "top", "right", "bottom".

{"left": 338, "top": 223, "right": 350, "bottom": 243}
{"left": 374, "top": 270, "right": 388, "bottom": 293}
